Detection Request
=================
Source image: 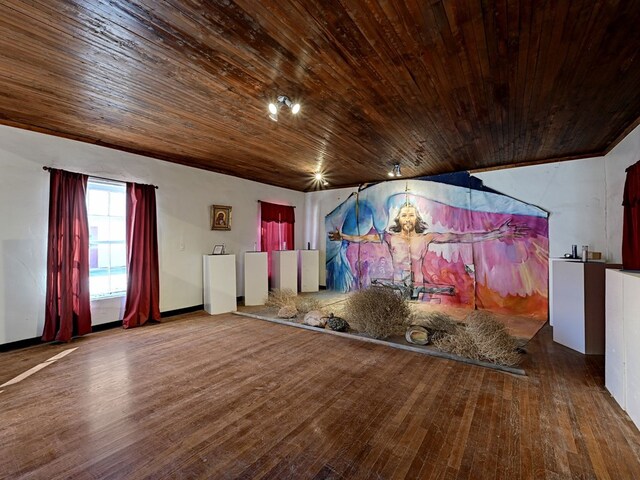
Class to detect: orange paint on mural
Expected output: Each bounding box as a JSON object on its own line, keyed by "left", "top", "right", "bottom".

{"left": 474, "top": 283, "right": 548, "bottom": 321}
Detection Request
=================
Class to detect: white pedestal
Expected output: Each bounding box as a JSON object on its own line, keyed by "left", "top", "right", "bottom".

{"left": 606, "top": 269, "right": 640, "bottom": 429}
{"left": 244, "top": 252, "right": 268, "bottom": 306}
{"left": 272, "top": 250, "right": 297, "bottom": 293}
{"left": 298, "top": 250, "right": 319, "bottom": 292}
{"left": 551, "top": 260, "right": 604, "bottom": 354}
{"left": 549, "top": 258, "right": 571, "bottom": 326}
{"left": 203, "top": 254, "right": 237, "bottom": 314}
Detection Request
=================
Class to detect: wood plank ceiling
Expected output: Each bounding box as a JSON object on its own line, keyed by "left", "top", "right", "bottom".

{"left": 1, "top": 1, "right": 639, "bottom": 191}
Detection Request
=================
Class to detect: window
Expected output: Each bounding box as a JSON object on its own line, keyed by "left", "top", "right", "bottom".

{"left": 87, "top": 179, "right": 127, "bottom": 298}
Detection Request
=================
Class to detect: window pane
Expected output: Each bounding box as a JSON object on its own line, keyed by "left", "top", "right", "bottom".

{"left": 111, "top": 243, "right": 126, "bottom": 267}
{"left": 110, "top": 218, "right": 126, "bottom": 242}
{"left": 111, "top": 272, "right": 128, "bottom": 293}
{"left": 88, "top": 216, "right": 111, "bottom": 242}
{"left": 110, "top": 192, "right": 126, "bottom": 217}
{"left": 96, "top": 244, "right": 110, "bottom": 268}
{"left": 90, "top": 274, "right": 110, "bottom": 297}
{"left": 88, "top": 189, "right": 109, "bottom": 216}
{"left": 87, "top": 180, "right": 127, "bottom": 298}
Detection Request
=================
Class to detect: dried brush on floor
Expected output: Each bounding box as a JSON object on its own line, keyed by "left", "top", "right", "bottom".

{"left": 266, "top": 289, "right": 321, "bottom": 318}
{"left": 266, "top": 289, "right": 297, "bottom": 310}
{"left": 433, "top": 310, "right": 521, "bottom": 366}
{"left": 343, "top": 287, "right": 412, "bottom": 339}
{"left": 293, "top": 296, "right": 322, "bottom": 315}
{"left": 412, "top": 310, "right": 459, "bottom": 342}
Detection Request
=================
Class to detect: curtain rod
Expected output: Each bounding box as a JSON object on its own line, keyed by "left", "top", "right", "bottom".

{"left": 43, "top": 166, "right": 159, "bottom": 189}
{"left": 257, "top": 200, "right": 295, "bottom": 208}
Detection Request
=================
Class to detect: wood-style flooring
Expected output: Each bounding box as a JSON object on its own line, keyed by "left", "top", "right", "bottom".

{"left": 0, "top": 312, "right": 638, "bottom": 479}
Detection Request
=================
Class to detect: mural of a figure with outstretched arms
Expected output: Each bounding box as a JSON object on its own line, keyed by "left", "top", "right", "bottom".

{"left": 325, "top": 176, "right": 548, "bottom": 319}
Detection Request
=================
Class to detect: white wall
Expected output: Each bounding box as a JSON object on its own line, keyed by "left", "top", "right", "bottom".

{"left": 305, "top": 124, "right": 640, "bottom": 284}
{"left": 605, "top": 125, "right": 640, "bottom": 263}
{"left": 0, "top": 125, "right": 305, "bottom": 344}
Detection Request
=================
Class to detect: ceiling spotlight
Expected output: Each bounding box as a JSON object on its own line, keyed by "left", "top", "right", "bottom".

{"left": 388, "top": 163, "right": 402, "bottom": 177}
{"left": 313, "top": 171, "right": 328, "bottom": 186}
{"left": 267, "top": 95, "right": 300, "bottom": 122}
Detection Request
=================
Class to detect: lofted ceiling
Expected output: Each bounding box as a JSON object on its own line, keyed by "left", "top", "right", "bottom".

{"left": 1, "top": 1, "right": 639, "bottom": 191}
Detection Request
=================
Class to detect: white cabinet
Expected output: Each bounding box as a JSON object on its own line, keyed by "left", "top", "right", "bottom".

{"left": 272, "top": 250, "right": 297, "bottom": 293}
{"left": 244, "top": 252, "right": 268, "bottom": 306}
{"left": 606, "top": 269, "right": 640, "bottom": 429}
{"left": 298, "top": 250, "right": 319, "bottom": 292}
{"left": 551, "top": 260, "right": 605, "bottom": 354}
{"left": 606, "top": 269, "right": 626, "bottom": 409}
{"left": 203, "top": 254, "right": 237, "bottom": 314}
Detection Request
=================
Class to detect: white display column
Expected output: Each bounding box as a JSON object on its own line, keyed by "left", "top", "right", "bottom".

{"left": 606, "top": 269, "right": 640, "bottom": 430}
{"left": 549, "top": 258, "right": 572, "bottom": 326}
{"left": 298, "top": 250, "right": 319, "bottom": 292}
{"left": 244, "top": 252, "right": 268, "bottom": 306}
{"left": 606, "top": 269, "right": 626, "bottom": 409}
{"left": 551, "top": 260, "right": 605, "bottom": 354}
{"left": 203, "top": 254, "right": 237, "bottom": 314}
{"left": 272, "top": 250, "right": 297, "bottom": 293}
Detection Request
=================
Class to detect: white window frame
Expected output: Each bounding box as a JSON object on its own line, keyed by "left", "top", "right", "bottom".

{"left": 87, "top": 178, "right": 127, "bottom": 300}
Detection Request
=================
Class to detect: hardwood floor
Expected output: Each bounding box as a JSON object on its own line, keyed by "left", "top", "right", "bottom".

{"left": 0, "top": 312, "right": 638, "bottom": 479}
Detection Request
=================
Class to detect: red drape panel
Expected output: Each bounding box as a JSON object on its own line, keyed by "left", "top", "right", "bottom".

{"left": 43, "top": 169, "right": 92, "bottom": 342}
{"left": 123, "top": 183, "right": 160, "bottom": 328}
{"left": 623, "top": 160, "right": 640, "bottom": 270}
{"left": 260, "top": 202, "right": 295, "bottom": 279}
{"left": 261, "top": 202, "right": 295, "bottom": 223}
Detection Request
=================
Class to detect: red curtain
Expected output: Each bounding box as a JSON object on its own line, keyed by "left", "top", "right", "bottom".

{"left": 123, "top": 183, "right": 160, "bottom": 328}
{"left": 260, "top": 202, "right": 295, "bottom": 279}
{"left": 623, "top": 160, "right": 640, "bottom": 270}
{"left": 43, "top": 169, "right": 92, "bottom": 342}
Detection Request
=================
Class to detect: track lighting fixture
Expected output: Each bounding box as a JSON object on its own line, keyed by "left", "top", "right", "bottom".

{"left": 268, "top": 95, "right": 301, "bottom": 122}
{"left": 388, "top": 163, "right": 402, "bottom": 177}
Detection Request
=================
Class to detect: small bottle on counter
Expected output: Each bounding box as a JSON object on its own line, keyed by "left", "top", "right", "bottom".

{"left": 581, "top": 245, "right": 588, "bottom": 262}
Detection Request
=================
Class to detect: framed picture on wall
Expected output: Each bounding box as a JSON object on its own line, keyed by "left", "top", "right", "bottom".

{"left": 211, "top": 205, "right": 232, "bottom": 230}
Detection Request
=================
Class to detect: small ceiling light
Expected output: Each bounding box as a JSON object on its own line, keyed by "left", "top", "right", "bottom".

{"left": 312, "top": 171, "right": 328, "bottom": 187}
{"left": 267, "top": 95, "right": 301, "bottom": 122}
{"left": 388, "top": 163, "right": 402, "bottom": 177}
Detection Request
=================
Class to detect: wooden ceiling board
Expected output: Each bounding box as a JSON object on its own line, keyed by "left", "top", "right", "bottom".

{"left": 0, "top": 0, "right": 639, "bottom": 191}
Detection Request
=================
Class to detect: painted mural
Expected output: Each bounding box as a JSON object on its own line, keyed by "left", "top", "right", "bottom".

{"left": 326, "top": 175, "right": 549, "bottom": 320}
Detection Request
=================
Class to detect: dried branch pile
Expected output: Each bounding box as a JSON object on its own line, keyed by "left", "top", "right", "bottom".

{"left": 266, "top": 289, "right": 297, "bottom": 310}
{"left": 266, "top": 289, "right": 322, "bottom": 318}
{"left": 343, "top": 287, "right": 412, "bottom": 339}
{"left": 412, "top": 310, "right": 459, "bottom": 342}
{"left": 433, "top": 310, "right": 521, "bottom": 366}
